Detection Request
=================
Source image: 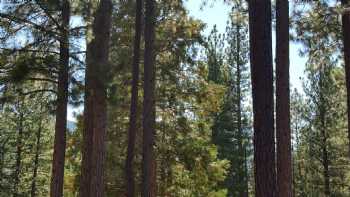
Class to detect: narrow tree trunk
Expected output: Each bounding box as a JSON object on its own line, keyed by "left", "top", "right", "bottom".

{"left": 235, "top": 23, "right": 248, "bottom": 197}
{"left": 248, "top": 1, "right": 276, "bottom": 196}
{"left": 142, "top": 0, "right": 157, "bottom": 196}
{"left": 13, "top": 104, "right": 24, "bottom": 197}
{"left": 318, "top": 66, "right": 331, "bottom": 196}
{"left": 125, "top": 0, "right": 143, "bottom": 196}
{"left": 276, "top": 0, "right": 292, "bottom": 197}
{"left": 320, "top": 109, "right": 330, "bottom": 196}
{"left": 321, "top": 128, "right": 331, "bottom": 197}
{"left": 244, "top": 147, "right": 249, "bottom": 197}
{"left": 31, "top": 115, "right": 43, "bottom": 197}
{"left": 341, "top": 0, "right": 350, "bottom": 159}
{"left": 80, "top": 0, "right": 112, "bottom": 197}
{"left": 50, "top": 1, "right": 70, "bottom": 196}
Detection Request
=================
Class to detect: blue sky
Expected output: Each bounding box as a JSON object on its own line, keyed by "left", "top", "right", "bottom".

{"left": 184, "top": 0, "right": 307, "bottom": 92}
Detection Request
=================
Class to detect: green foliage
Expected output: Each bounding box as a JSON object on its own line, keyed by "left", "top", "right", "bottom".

{"left": 292, "top": 1, "right": 350, "bottom": 196}
{"left": 0, "top": 87, "right": 54, "bottom": 196}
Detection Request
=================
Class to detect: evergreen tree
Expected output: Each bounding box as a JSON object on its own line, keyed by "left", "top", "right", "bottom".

{"left": 50, "top": 1, "right": 70, "bottom": 196}
{"left": 248, "top": 0, "right": 276, "bottom": 196}
{"left": 341, "top": 0, "right": 350, "bottom": 159}
{"left": 276, "top": 0, "right": 292, "bottom": 196}
{"left": 125, "top": 0, "right": 143, "bottom": 196}
{"left": 80, "top": 0, "right": 112, "bottom": 196}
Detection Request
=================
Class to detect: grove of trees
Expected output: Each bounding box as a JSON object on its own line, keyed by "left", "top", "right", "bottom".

{"left": 0, "top": 0, "right": 350, "bottom": 197}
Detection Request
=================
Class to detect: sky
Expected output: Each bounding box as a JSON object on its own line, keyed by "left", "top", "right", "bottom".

{"left": 68, "top": 1, "right": 308, "bottom": 121}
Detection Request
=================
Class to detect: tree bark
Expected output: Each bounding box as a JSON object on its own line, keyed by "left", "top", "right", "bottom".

{"left": 50, "top": 1, "right": 70, "bottom": 197}
{"left": 125, "top": 0, "right": 143, "bottom": 196}
{"left": 276, "top": 0, "right": 292, "bottom": 197}
{"left": 248, "top": 1, "right": 276, "bottom": 196}
{"left": 31, "top": 115, "right": 43, "bottom": 197}
{"left": 341, "top": 0, "right": 350, "bottom": 159}
{"left": 80, "top": 0, "right": 112, "bottom": 197}
{"left": 142, "top": 0, "right": 157, "bottom": 196}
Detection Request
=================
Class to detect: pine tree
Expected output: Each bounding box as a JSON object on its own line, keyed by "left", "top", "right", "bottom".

{"left": 125, "top": 0, "right": 143, "bottom": 196}
{"left": 248, "top": 1, "right": 276, "bottom": 196}
{"left": 50, "top": 1, "right": 70, "bottom": 196}
{"left": 276, "top": 0, "right": 292, "bottom": 196}
{"left": 341, "top": 0, "right": 350, "bottom": 159}
{"left": 80, "top": 0, "right": 112, "bottom": 196}
{"left": 142, "top": 0, "right": 157, "bottom": 196}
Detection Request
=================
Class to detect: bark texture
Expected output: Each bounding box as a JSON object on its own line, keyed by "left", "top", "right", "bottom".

{"left": 142, "top": 0, "right": 157, "bottom": 196}
{"left": 80, "top": 0, "right": 112, "bottom": 197}
{"left": 248, "top": 1, "right": 276, "bottom": 196}
{"left": 341, "top": 0, "right": 350, "bottom": 159}
{"left": 125, "top": 0, "right": 143, "bottom": 196}
{"left": 50, "top": 1, "right": 70, "bottom": 196}
{"left": 276, "top": 0, "right": 292, "bottom": 197}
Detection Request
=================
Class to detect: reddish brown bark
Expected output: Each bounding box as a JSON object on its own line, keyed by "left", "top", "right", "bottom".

{"left": 80, "top": 0, "right": 112, "bottom": 197}
{"left": 142, "top": 0, "right": 157, "bottom": 196}
{"left": 276, "top": 0, "right": 292, "bottom": 197}
{"left": 248, "top": 0, "right": 276, "bottom": 196}
{"left": 50, "top": 1, "right": 70, "bottom": 197}
{"left": 341, "top": 0, "right": 350, "bottom": 159}
{"left": 125, "top": 0, "right": 143, "bottom": 196}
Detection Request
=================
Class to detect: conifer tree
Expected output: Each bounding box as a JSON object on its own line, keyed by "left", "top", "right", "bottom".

{"left": 248, "top": 1, "right": 276, "bottom": 196}
{"left": 80, "top": 0, "right": 112, "bottom": 196}
{"left": 276, "top": 0, "right": 292, "bottom": 196}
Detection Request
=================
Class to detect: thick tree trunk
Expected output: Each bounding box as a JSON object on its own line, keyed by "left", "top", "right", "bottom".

{"left": 50, "top": 1, "right": 70, "bottom": 197}
{"left": 80, "top": 0, "right": 112, "bottom": 197}
{"left": 13, "top": 104, "right": 24, "bottom": 197}
{"left": 125, "top": 0, "right": 143, "bottom": 196}
{"left": 142, "top": 0, "right": 157, "bottom": 196}
{"left": 248, "top": 1, "right": 276, "bottom": 196}
{"left": 341, "top": 0, "right": 350, "bottom": 159}
{"left": 31, "top": 116, "right": 42, "bottom": 197}
{"left": 276, "top": 0, "right": 292, "bottom": 197}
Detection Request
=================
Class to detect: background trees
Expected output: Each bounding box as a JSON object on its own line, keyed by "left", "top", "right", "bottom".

{"left": 1, "top": 0, "right": 350, "bottom": 197}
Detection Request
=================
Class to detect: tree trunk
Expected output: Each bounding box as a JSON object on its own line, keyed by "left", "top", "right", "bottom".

{"left": 31, "top": 115, "right": 43, "bottom": 197}
{"left": 248, "top": 1, "right": 276, "bottom": 196}
{"left": 13, "top": 103, "right": 24, "bottom": 197}
{"left": 321, "top": 126, "right": 331, "bottom": 197}
{"left": 320, "top": 107, "right": 330, "bottom": 196}
{"left": 125, "top": 0, "right": 143, "bottom": 196}
{"left": 80, "top": 0, "right": 112, "bottom": 197}
{"left": 142, "top": 0, "right": 157, "bottom": 196}
{"left": 341, "top": 0, "right": 350, "bottom": 159}
{"left": 50, "top": 1, "right": 70, "bottom": 197}
{"left": 318, "top": 66, "right": 331, "bottom": 197}
{"left": 235, "top": 23, "right": 248, "bottom": 197}
{"left": 244, "top": 147, "right": 249, "bottom": 197}
{"left": 276, "top": 0, "right": 292, "bottom": 197}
